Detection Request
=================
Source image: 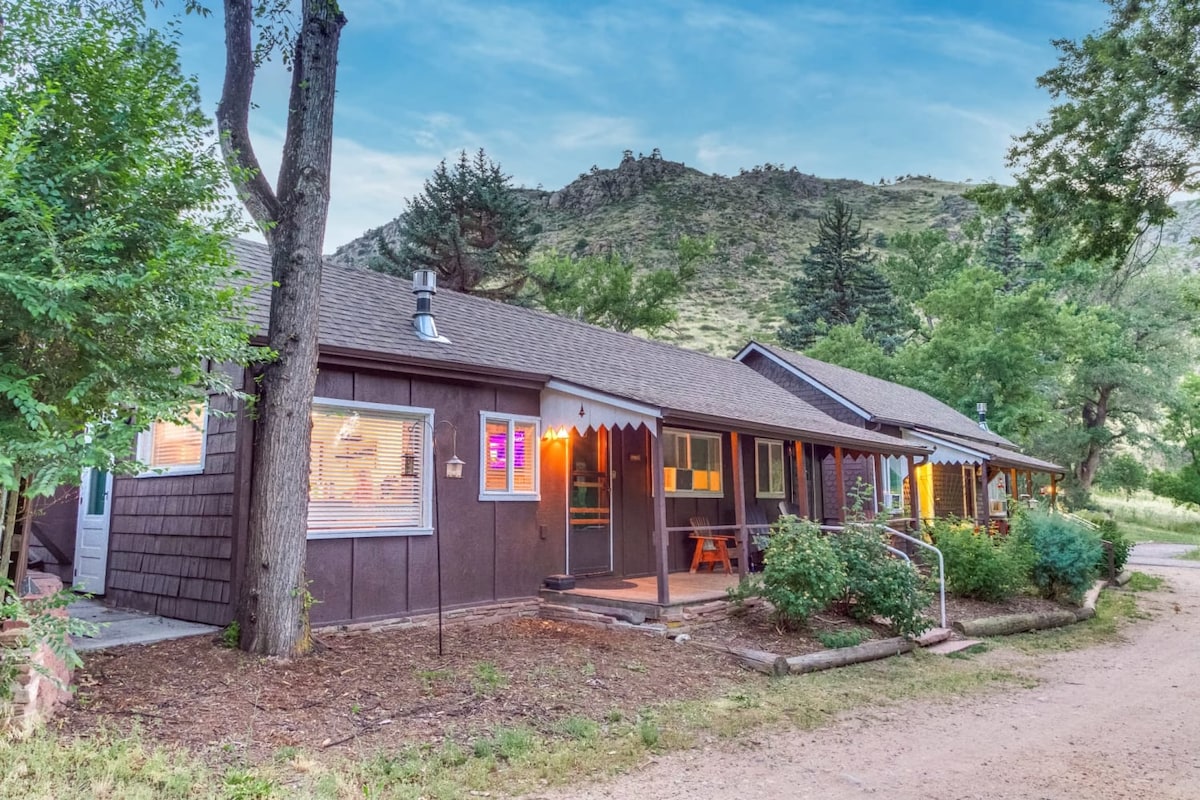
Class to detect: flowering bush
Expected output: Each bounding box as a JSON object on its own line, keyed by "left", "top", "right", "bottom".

{"left": 928, "top": 519, "right": 1031, "bottom": 602}
{"left": 733, "top": 515, "right": 845, "bottom": 629}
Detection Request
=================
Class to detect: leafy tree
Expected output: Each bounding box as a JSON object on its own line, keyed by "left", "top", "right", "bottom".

{"left": 0, "top": 4, "right": 254, "bottom": 574}
{"left": 372, "top": 149, "right": 539, "bottom": 301}
{"left": 802, "top": 321, "right": 898, "bottom": 381}
{"left": 530, "top": 236, "right": 709, "bottom": 334}
{"left": 216, "top": 0, "right": 347, "bottom": 656}
{"left": 1150, "top": 374, "right": 1200, "bottom": 507}
{"left": 1094, "top": 453, "right": 1148, "bottom": 498}
{"left": 879, "top": 228, "right": 970, "bottom": 332}
{"left": 780, "top": 199, "right": 906, "bottom": 351}
{"left": 1003, "top": 0, "right": 1200, "bottom": 266}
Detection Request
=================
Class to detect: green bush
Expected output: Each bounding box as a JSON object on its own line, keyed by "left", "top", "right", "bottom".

{"left": 832, "top": 524, "right": 932, "bottom": 638}
{"left": 1012, "top": 513, "right": 1102, "bottom": 603}
{"left": 1094, "top": 519, "right": 1132, "bottom": 576}
{"left": 741, "top": 515, "right": 845, "bottom": 629}
{"left": 928, "top": 520, "right": 1030, "bottom": 602}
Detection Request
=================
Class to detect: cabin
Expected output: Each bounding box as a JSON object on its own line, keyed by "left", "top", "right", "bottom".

{"left": 735, "top": 341, "right": 1064, "bottom": 532}
{"left": 29, "top": 241, "right": 933, "bottom": 627}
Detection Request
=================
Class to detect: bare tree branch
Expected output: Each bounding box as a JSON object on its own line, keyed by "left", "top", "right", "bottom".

{"left": 217, "top": 0, "right": 281, "bottom": 236}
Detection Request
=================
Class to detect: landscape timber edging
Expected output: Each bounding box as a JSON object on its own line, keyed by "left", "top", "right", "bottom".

{"left": 953, "top": 580, "right": 1110, "bottom": 637}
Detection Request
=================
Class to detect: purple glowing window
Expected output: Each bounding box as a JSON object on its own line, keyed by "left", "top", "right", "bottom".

{"left": 487, "top": 428, "right": 527, "bottom": 471}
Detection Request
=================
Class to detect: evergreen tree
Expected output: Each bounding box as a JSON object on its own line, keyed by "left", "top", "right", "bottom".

{"left": 979, "top": 208, "right": 1034, "bottom": 291}
{"left": 779, "top": 199, "right": 905, "bottom": 351}
{"left": 373, "top": 149, "right": 539, "bottom": 301}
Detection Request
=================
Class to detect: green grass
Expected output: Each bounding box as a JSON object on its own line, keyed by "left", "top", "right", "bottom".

{"left": 1125, "top": 572, "right": 1166, "bottom": 592}
{"left": 999, "top": 584, "right": 1148, "bottom": 654}
{"left": 2, "top": 578, "right": 1157, "bottom": 800}
{"left": 1092, "top": 491, "right": 1200, "bottom": 545}
{"left": 1176, "top": 548, "right": 1200, "bottom": 561}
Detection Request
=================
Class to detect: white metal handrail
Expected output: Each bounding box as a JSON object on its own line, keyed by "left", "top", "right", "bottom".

{"left": 819, "top": 523, "right": 946, "bottom": 631}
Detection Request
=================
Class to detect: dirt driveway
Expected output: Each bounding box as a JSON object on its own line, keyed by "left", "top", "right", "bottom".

{"left": 554, "top": 566, "right": 1200, "bottom": 800}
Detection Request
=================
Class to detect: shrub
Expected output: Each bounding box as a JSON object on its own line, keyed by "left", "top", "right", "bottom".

{"left": 740, "top": 515, "right": 845, "bottom": 629}
{"left": 1012, "top": 513, "right": 1102, "bottom": 603}
{"left": 928, "top": 520, "right": 1031, "bottom": 602}
{"left": 1094, "top": 519, "right": 1132, "bottom": 576}
{"left": 832, "top": 523, "right": 932, "bottom": 638}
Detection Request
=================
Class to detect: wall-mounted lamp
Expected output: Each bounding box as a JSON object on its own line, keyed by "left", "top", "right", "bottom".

{"left": 444, "top": 455, "right": 465, "bottom": 479}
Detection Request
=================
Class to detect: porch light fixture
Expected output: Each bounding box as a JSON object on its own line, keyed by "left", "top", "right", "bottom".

{"left": 444, "top": 454, "right": 465, "bottom": 479}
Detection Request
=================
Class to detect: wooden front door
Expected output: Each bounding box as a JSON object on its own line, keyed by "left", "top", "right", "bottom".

{"left": 74, "top": 468, "right": 112, "bottom": 593}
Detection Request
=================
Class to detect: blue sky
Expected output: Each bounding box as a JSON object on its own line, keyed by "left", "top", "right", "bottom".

{"left": 161, "top": 1, "right": 1109, "bottom": 249}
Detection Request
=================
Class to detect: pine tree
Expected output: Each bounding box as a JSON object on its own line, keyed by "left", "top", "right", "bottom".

{"left": 372, "top": 149, "right": 540, "bottom": 301}
{"left": 779, "top": 199, "right": 905, "bottom": 351}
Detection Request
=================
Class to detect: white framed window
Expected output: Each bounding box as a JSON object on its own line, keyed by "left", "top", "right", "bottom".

{"left": 882, "top": 456, "right": 907, "bottom": 513}
{"left": 308, "top": 398, "right": 433, "bottom": 538}
{"left": 137, "top": 403, "right": 208, "bottom": 476}
{"left": 480, "top": 412, "right": 540, "bottom": 500}
{"left": 663, "top": 429, "right": 723, "bottom": 497}
{"left": 755, "top": 439, "right": 786, "bottom": 499}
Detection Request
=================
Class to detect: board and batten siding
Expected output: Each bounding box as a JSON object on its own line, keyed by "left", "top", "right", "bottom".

{"left": 105, "top": 381, "right": 245, "bottom": 626}
{"left": 739, "top": 351, "right": 866, "bottom": 427}
{"left": 303, "top": 367, "right": 560, "bottom": 627}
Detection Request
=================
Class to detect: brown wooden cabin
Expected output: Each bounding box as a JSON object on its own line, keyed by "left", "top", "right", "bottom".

{"left": 735, "top": 341, "right": 1065, "bottom": 533}
{"left": 28, "top": 241, "right": 933, "bottom": 627}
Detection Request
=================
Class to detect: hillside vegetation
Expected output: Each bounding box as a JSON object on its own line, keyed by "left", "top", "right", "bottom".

{"left": 329, "top": 152, "right": 977, "bottom": 354}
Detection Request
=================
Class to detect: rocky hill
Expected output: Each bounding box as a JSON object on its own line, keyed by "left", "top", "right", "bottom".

{"left": 328, "top": 152, "right": 982, "bottom": 354}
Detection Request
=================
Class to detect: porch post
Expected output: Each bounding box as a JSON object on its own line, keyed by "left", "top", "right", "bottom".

{"left": 730, "top": 432, "right": 749, "bottom": 580}
{"left": 1050, "top": 473, "right": 1058, "bottom": 510}
{"left": 979, "top": 461, "right": 991, "bottom": 529}
{"left": 650, "top": 420, "right": 670, "bottom": 605}
{"left": 1025, "top": 470, "right": 1033, "bottom": 500}
{"left": 872, "top": 452, "right": 885, "bottom": 519}
{"left": 834, "top": 445, "right": 846, "bottom": 522}
{"left": 906, "top": 454, "right": 922, "bottom": 533}
{"left": 1009, "top": 468, "right": 1019, "bottom": 504}
{"left": 794, "top": 441, "right": 810, "bottom": 520}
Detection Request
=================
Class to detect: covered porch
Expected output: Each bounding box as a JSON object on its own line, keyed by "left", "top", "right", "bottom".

{"left": 539, "top": 382, "right": 930, "bottom": 609}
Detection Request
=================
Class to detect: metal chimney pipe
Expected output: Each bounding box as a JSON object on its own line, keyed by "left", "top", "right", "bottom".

{"left": 976, "top": 402, "right": 989, "bottom": 431}
{"left": 412, "top": 269, "right": 450, "bottom": 343}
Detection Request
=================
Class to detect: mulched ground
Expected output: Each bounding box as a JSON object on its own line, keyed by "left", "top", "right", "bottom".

{"left": 60, "top": 618, "right": 744, "bottom": 760}
{"left": 938, "top": 592, "right": 1071, "bottom": 626}
{"left": 59, "top": 591, "right": 1074, "bottom": 762}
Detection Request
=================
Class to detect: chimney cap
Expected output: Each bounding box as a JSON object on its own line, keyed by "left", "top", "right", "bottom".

{"left": 412, "top": 269, "right": 437, "bottom": 293}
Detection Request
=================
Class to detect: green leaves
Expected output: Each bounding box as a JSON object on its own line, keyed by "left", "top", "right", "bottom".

{"left": 0, "top": 2, "right": 257, "bottom": 494}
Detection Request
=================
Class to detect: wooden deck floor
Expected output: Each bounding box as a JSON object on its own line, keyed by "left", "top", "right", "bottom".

{"left": 564, "top": 572, "right": 739, "bottom": 607}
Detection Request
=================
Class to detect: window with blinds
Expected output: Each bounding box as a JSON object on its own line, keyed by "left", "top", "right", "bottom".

{"left": 662, "top": 429, "right": 723, "bottom": 497}
{"left": 308, "top": 400, "right": 432, "bottom": 536}
{"left": 755, "top": 439, "right": 785, "bottom": 498}
{"left": 137, "top": 403, "right": 207, "bottom": 475}
{"left": 480, "top": 413, "right": 540, "bottom": 499}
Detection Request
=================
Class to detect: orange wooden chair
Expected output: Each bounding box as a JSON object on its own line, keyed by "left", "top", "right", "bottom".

{"left": 688, "top": 516, "right": 735, "bottom": 574}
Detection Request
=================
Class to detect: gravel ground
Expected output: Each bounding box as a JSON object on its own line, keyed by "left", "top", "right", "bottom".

{"left": 549, "top": 565, "right": 1200, "bottom": 800}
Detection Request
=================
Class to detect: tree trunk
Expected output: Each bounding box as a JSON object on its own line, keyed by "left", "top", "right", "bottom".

{"left": 1075, "top": 386, "right": 1112, "bottom": 492}
{"left": 220, "top": 0, "right": 346, "bottom": 657}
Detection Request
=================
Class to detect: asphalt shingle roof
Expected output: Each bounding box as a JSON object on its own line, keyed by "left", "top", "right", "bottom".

{"left": 231, "top": 240, "right": 927, "bottom": 455}
{"left": 744, "top": 341, "right": 1063, "bottom": 472}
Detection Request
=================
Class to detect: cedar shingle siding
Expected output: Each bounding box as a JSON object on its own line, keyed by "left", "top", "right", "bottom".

{"left": 740, "top": 352, "right": 865, "bottom": 427}
{"left": 105, "top": 381, "right": 245, "bottom": 626}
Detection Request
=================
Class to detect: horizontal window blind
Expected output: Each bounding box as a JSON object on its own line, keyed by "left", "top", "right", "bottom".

{"left": 663, "top": 429, "right": 722, "bottom": 496}
{"left": 309, "top": 403, "right": 427, "bottom": 533}
{"left": 756, "top": 439, "right": 784, "bottom": 497}
{"left": 482, "top": 415, "right": 539, "bottom": 496}
{"left": 148, "top": 405, "right": 206, "bottom": 469}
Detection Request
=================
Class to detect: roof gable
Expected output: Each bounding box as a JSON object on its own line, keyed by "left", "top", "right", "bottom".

{"left": 739, "top": 341, "right": 1015, "bottom": 447}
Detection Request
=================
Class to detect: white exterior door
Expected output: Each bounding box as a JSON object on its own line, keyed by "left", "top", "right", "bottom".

{"left": 74, "top": 468, "right": 112, "bottom": 593}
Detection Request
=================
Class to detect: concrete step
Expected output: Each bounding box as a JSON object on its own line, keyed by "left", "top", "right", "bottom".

{"left": 914, "top": 627, "right": 952, "bottom": 647}
{"left": 925, "top": 638, "right": 984, "bottom": 655}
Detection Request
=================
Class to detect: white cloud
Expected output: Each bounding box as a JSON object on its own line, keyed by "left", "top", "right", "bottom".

{"left": 693, "top": 133, "right": 753, "bottom": 174}
{"left": 550, "top": 114, "right": 640, "bottom": 151}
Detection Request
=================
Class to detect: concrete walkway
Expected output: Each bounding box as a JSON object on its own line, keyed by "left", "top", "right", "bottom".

{"left": 70, "top": 598, "right": 219, "bottom": 651}
{"left": 1129, "top": 542, "right": 1200, "bottom": 570}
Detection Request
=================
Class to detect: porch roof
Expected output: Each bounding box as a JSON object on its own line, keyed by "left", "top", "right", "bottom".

{"left": 923, "top": 431, "right": 1064, "bottom": 474}
{"left": 233, "top": 240, "right": 929, "bottom": 457}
